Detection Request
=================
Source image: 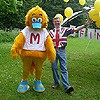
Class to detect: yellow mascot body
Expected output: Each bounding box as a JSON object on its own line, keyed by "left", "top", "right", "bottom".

{"left": 11, "top": 5, "right": 56, "bottom": 93}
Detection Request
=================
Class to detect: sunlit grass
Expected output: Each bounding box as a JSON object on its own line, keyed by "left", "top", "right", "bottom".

{"left": 0, "top": 37, "right": 100, "bottom": 100}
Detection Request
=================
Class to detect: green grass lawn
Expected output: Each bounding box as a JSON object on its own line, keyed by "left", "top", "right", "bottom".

{"left": 0, "top": 37, "right": 100, "bottom": 100}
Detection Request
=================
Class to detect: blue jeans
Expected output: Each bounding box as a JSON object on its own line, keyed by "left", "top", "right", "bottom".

{"left": 51, "top": 49, "right": 70, "bottom": 89}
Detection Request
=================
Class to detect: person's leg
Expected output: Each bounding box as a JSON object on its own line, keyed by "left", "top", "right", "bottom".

{"left": 59, "top": 49, "right": 74, "bottom": 93}
{"left": 51, "top": 52, "right": 60, "bottom": 87}
{"left": 58, "top": 49, "right": 70, "bottom": 88}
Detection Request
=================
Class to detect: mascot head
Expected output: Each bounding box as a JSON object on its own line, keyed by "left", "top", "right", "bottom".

{"left": 25, "top": 5, "right": 49, "bottom": 31}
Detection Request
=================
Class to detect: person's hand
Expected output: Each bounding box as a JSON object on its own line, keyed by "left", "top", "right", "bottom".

{"left": 85, "top": 18, "right": 93, "bottom": 26}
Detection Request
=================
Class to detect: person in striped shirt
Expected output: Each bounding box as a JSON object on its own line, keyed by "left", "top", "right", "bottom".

{"left": 49, "top": 14, "right": 91, "bottom": 93}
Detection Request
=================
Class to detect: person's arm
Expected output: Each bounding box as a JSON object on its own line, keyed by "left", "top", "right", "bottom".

{"left": 74, "top": 19, "right": 92, "bottom": 32}
{"left": 74, "top": 24, "right": 86, "bottom": 32}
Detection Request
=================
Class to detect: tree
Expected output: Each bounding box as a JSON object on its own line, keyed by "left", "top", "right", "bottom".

{"left": 0, "top": 0, "right": 95, "bottom": 30}
{"left": 0, "top": 0, "right": 17, "bottom": 14}
{"left": 0, "top": 0, "right": 23, "bottom": 29}
{"left": 40, "top": 0, "right": 85, "bottom": 29}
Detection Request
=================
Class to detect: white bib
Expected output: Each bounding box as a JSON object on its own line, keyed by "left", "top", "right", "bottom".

{"left": 22, "top": 26, "right": 49, "bottom": 51}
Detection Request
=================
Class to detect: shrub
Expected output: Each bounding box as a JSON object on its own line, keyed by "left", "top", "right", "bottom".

{"left": 0, "top": 29, "right": 20, "bottom": 43}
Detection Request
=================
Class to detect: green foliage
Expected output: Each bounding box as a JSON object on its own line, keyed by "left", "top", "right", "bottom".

{"left": 0, "top": 29, "right": 19, "bottom": 42}
{"left": 0, "top": 37, "right": 100, "bottom": 100}
{"left": 0, "top": 0, "right": 24, "bottom": 29}
{"left": 0, "top": 0, "right": 96, "bottom": 30}
{"left": 85, "top": 0, "right": 95, "bottom": 7}
{"left": 40, "top": 0, "right": 85, "bottom": 29}
{"left": 0, "top": 0, "right": 17, "bottom": 14}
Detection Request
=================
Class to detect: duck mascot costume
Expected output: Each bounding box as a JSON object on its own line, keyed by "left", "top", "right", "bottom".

{"left": 11, "top": 5, "right": 56, "bottom": 93}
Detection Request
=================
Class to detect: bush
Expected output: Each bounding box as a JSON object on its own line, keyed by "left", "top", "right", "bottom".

{"left": 0, "top": 29, "right": 20, "bottom": 43}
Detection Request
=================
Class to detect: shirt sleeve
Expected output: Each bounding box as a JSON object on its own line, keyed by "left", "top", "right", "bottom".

{"left": 49, "top": 30, "right": 54, "bottom": 38}
{"left": 63, "top": 28, "right": 75, "bottom": 37}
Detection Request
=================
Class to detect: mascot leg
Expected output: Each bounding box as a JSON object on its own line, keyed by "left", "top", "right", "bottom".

{"left": 33, "top": 58, "right": 45, "bottom": 92}
{"left": 17, "top": 56, "right": 32, "bottom": 93}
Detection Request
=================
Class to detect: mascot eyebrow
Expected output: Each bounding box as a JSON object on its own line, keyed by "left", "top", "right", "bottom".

{"left": 32, "top": 14, "right": 42, "bottom": 16}
{"left": 39, "top": 14, "right": 42, "bottom": 16}
{"left": 32, "top": 13, "right": 36, "bottom": 16}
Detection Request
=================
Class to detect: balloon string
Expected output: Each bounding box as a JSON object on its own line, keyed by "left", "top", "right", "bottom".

{"left": 85, "top": 40, "right": 91, "bottom": 51}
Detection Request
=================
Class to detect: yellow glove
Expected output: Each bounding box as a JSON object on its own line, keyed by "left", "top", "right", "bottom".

{"left": 45, "top": 36, "right": 56, "bottom": 63}
{"left": 48, "top": 53, "right": 56, "bottom": 63}
{"left": 11, "top": 48, "right": 18, "bottom": 59}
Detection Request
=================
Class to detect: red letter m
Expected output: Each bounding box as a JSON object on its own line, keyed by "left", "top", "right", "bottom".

{"left": 30, "top": 33, "right": 40, "bottom": 44}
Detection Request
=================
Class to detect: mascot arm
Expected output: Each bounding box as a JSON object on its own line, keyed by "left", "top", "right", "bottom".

{"left": 11, "top": 32, "right": 25, "bottom": 59}
{"left": 45, "top": 35, "right": 56, "bottom": 63}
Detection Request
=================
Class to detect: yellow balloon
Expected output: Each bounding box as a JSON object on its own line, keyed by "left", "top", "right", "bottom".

{"left": 64, "top": 7, "right": 73, "bottom": 18}
{"left": 64, "top": 0, "right": 69, "bottom": 3}
{"left": 96, "top": 21, "right": 100, "bottom": 28}
{"left": 54, "top": 14, "right": 63, "bottom": 23}
{"left": 89, "top": 9, "right": 99, "bottom": 22}
{"left": 96, "top": 16, "right": 100, "bottom": 22}
{"left": 89, "top": 9, "right": 95, "bottom": 19}
{"left": 79, "top": 0, "right": 86, "bottom": 6}
{"left": 94, "top": 0, "right": 100, "bottom": 12}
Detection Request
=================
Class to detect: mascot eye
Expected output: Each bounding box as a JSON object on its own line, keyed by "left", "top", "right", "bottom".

{"left": 32, "top": 18, "right": 37, "bottom": 22}
{"left": 37, "top": 18, "right": 42, "bottom": 23}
